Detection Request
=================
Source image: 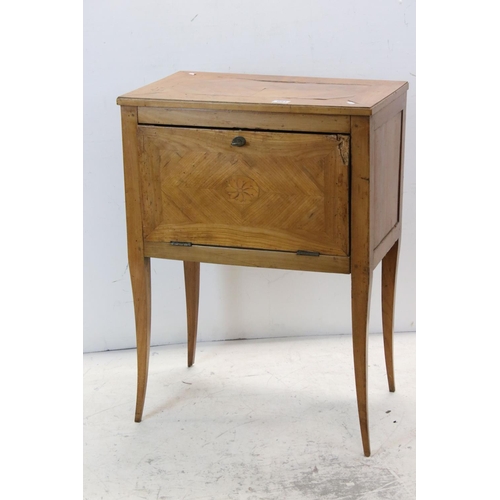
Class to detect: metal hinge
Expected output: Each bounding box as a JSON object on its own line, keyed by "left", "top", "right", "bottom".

{"left": 170, "top": 241, "right": 193, "bottom": 247}
{"left": 296, "top": 250, "right": 320, "bottom": 257}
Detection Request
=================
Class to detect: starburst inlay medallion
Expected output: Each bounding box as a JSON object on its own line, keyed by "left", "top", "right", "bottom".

{"left": 225, "top": 176, "right": 260, "bottom": 203}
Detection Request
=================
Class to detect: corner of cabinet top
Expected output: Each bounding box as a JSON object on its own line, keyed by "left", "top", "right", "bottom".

{"left": 116, "top": 71, "right": 408, "bottom": 116}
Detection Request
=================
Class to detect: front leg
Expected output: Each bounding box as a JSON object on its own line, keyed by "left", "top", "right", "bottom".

{"left": 351, "top": 267, "right": 373, "bottom": 457}
{"left": 130, "top": 256, "right": 152, "bottom": 422}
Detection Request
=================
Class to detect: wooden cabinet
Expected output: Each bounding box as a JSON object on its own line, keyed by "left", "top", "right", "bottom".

{"left": 117, "top": 71, "right": 408, "bottom": 456}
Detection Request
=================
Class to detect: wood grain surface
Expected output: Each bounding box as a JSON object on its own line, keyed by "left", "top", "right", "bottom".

{"left": 138, "top": 107, "right": 351, "bottom": 133}
{"left": 144, "top": 241, "right": 350, "bottom": 274}
{"left": 139, "top": 126, "right": 350, "bottom": 256}
{"left": 120, "top": 106, "right": 151, "bottom": 423}
{"left": 184, "top": 261, "right": 200, "bottom": 368}
{"left": 118, "top": 71, "right": 408, "bottom": 115}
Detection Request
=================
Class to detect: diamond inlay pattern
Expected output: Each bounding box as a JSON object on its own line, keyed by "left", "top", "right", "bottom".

{"left": 138, "top": 126, "right": 349, "bottom": 255}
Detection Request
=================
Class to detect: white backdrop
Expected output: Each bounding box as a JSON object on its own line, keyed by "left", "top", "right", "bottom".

{"left": 83, "top": 0, "right": 416, "bottom": 353}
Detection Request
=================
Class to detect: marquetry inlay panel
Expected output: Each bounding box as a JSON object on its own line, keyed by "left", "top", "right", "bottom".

{"left": 137, "top": 126, "right": 350, "bottom": 256}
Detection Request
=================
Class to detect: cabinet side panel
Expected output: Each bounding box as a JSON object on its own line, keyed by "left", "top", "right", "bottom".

{"left": 373, "top": 112, "right": 403, "bottom": 248}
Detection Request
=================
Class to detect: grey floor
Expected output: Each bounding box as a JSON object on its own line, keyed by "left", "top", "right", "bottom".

{"left": 83, "top": 332, "right": 415, "bottom": 499}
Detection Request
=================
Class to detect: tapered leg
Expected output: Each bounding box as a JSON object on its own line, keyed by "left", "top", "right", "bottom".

{"left": 382, "top": 239, "right": 399, "bottom": 393}
{"left": 352, "top": 268, "right": 373, "bottom": 457}
{"left": 184, "top": 261, "right": 200, "bottom": 367}
{"left": 130, "top": 257, "right": 151, "bottom": 422}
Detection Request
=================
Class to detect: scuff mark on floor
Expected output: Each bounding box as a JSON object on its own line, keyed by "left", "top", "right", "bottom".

{"left": 290, "top": 460, "right": 398, "bottom": 499}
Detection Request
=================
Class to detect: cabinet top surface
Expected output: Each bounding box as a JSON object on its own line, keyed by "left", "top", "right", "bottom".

{"left": 117, "top": 71, "right": 408, "bottom": 115}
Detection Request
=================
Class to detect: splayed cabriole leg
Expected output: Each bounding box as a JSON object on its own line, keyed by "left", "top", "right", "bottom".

{"left": 351, "top": 268, "right": 373, "bottom": 457}
{"left": 184, "top": 261, "right": 200, "bottom": 367}
{"left": 130, "top": 257, "right": 152, "bottom": 422}
{"left": 382, "top": 239, "right": 399, "bottom": 392}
